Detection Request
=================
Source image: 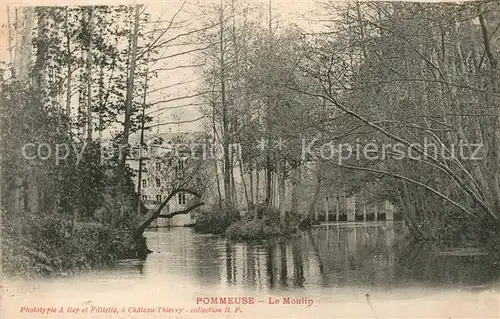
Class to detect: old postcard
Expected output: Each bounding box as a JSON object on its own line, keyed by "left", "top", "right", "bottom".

{"left": 1, "top": 0, "right": 499, "bottom": 318}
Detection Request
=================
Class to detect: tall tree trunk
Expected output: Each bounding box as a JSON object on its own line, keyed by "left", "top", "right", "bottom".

{"left": 309, "top": 161, "right": 322, "bottom": 220}
{"left": 6, "top": 7, "right": 14, "bottom": 75}
{"left": 121, "top": 4, "right": 140, "bottom": 166}
{"left": 291, "top": 165, "right": 300, "bottom": 215}
{"left": 278, "top": 168, "right": 286, "bottom": 223}
{"left": 238, "top": 158, "right": 251, "bottom": 209}
{"left": 10, "top": 7, "right": 33, "bottom": 215}
{"left": 291, "top": 173, "right": 300, "bottom": 214}
{"left": 255, "top": 166, "right": 260, "bottom": 203}
{"left": 265, "top": 0, "right": 273, "bottom": 208}
{"left": 219, "top": 0, "right": 232, "bottom": 212}
{"left": 265, "top": 157, "right": 273, "bottom": 207}
{"left": 29, "top": 7, "right": 50, "bottom": 215}
{"left": 324, "top": 196, "right": 329, "bottom": 223}
{"left": 213, "top": 160, "right": 223, "bottom": 206}
{"left": 98, "top": 59, "right": 105, "bottom": 142}
{"left": 0, "top": 152, "right": 2, "bottom": 214}
{"left": 231, "top": 162, "right": 238, "bottom": 207}
{"left": 65, "top": 7, "right": 72, "bottom": 120}
{"left": 85, "top": 7, "right": 94, "bottom": 141}
{"left": 13, "top": 7, "right": 34, "bottom": 82}
{"left": 272, "top": 172, "right": 278, "bottom": 208}
{"left": 248, "top": 164, "right": 254, "bottom": 206}
{"left": 478, "top": 10, "right": 500, "bottom": 220}
{"left": 32, "top": 8, "right": 48, "bottom": 92}
{"left": 210, "top": 98, "right": 223, "bottom": 207}
{"left": 78, "top": 42, "right": 86, "bottom": 137}
{"left": 335, "top": 196, "right": 339, "bottom": 222}
{"left": 136, "top": 51, "right": 150, "bottom": 216}
{"left": 0, "top": 75, "right": 2, "bottom": 211}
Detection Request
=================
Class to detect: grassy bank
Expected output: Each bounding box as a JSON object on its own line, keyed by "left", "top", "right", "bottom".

{"left": 1, "top": 211, "right": 148, "bottom": 278}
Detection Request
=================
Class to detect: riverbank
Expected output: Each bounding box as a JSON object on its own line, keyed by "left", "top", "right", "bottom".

{"left": 1, "top": 211, "right": 149, "bottom": 278}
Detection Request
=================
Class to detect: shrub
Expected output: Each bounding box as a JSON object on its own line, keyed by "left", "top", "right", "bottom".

{"left": 106, "top": 226, "right": 149, "bottom": 260}
{"left": 2, "top": 213, "right": 109, "bottom": 277}
{"left": 193, "top": 204, "right": 312, "bottom": 240}
{"left": 1, "top": 210, "right": 149, "bottom": 277}
{"left": 225, "top": 207, "right": 308, "bottom": 240}
{"left": 193, "top": 204, "right": 237, "bottom": 234}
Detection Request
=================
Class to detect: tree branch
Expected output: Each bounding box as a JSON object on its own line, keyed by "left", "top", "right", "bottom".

{"left": 144, "top": 116, "right": 205, "bottom": 129}
{"left": 149, "top": 91, "right": 213, "bottom": 106}
{"left": 330, "top": 160, "right": 477, "bottom": 218}
{"left": 134, "top": 188, "right": 201, "bottom": 237}
{"left": 158, "top": 202, "right": 205, "bottom": 218}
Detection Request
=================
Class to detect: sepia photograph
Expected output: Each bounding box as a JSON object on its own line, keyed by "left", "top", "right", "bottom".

{"left": 0, "top": 0, "right": 499, "bottom": 318}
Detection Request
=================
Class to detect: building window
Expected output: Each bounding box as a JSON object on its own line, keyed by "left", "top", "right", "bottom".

{"left": 156, "top": 194, "right": 162, "bottom": 203}
{"left": 125, "top": 163, "right": 130, "bottom": 168}
{"left": 178, "top": 193, "right": 186, "bottom": 205}
{"left": 142, "top": 179, "right": 146, "bottom": 188}
{"left": 142, "top": 195, "right": 147, "bottom": 201}
{"left": 175, "top": 159, "right": 185, "bottom": 178}
{"left": 156, "top": 178, "right": 161, "bottom": 187}
{"left": 156, "top": 162, "right": 161, "bottom": 170}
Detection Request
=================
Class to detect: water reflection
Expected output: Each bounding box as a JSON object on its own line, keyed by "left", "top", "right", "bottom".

{"left": 4, "top": 223, "right": 499, "bottom": 319}
{"left": 137, "top": 222, "right": 499, "bottom": 293}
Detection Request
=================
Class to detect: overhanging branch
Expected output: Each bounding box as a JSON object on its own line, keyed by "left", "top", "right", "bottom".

{"left": 158, "top": 202, "right": 205, "bottom": 218}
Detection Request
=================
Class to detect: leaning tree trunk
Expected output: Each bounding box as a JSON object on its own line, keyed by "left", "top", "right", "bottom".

{"left": 134, "top": 188, "right": 202, "bottom": 238}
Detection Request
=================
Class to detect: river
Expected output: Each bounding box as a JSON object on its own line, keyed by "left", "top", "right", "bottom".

{"left": 2, "top": 222, "right": 499, "bottom": 318}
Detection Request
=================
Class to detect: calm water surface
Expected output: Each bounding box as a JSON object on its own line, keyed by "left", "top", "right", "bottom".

{"left": 3, "top": 222, "right": 500, "bottom": 319}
